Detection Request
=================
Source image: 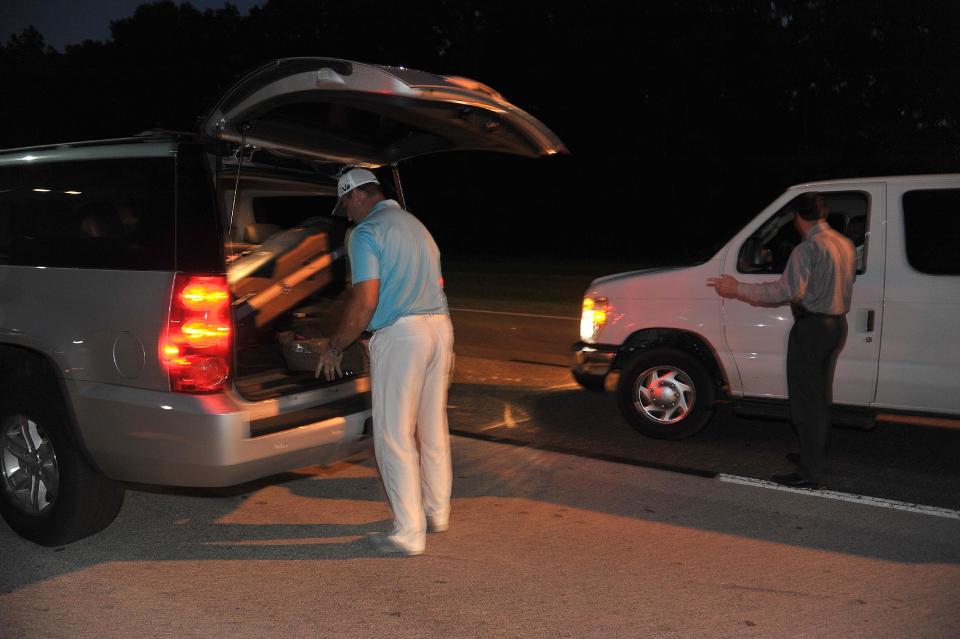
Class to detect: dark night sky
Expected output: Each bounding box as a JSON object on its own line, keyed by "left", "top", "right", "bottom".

{"left": 1, "top": 0, "right": 259, "bottom": 50}
{"left": 2, "top": 1, "right": 958, "bottom": 261}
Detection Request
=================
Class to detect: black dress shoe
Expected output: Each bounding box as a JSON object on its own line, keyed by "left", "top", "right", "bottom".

{"left": 772, "top": 472, "right": 820, "bottom": 489}
{"left": 785, "top": 452, "right": 802, "bottom": 466}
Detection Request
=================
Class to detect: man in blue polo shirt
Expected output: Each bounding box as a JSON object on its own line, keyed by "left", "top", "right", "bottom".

{"left": 318, "top": 168, "right": 453, "bottom": 556}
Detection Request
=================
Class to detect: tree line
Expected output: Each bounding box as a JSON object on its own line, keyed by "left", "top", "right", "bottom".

{"left": 2, "top": 0, "right": 958, "bottom": 259}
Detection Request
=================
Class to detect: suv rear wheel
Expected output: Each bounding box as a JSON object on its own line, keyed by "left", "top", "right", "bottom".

{"left": 0, "top": 383, "right": 124, "bottom": 546}
{"left": 617, "top": 347, "right": 715, "bottom": 440}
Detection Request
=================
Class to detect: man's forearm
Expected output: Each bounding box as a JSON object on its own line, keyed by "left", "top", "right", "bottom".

{"left": 328, "top": 280, "right": 379, "bottom": 353}
{"left": 329, "top": 311, "right": 372, "bottom": 353}
{"left": 737, "top": 280, "right": 791, "bottom": 306}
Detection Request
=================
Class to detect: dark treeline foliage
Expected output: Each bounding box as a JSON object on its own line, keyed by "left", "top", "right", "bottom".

{"left": 2, "top": 0, "right": 959, "bottom": 261}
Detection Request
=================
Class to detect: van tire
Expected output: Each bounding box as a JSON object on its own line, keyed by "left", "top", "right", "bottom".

{"left": 572, "top": 370, "right": 606, "bottom": 391}
{"left": 617, "top": 348, "right": 715, "bottom": 440}
{"left": 0, "top": 383, "right": 124, "bottom": 546}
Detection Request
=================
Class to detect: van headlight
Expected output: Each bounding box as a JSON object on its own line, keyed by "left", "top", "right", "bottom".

{"left": 580, "top": 296, "right": 609, "bottom": 342}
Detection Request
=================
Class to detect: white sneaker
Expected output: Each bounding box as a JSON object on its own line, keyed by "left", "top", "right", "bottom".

{"left": 367, "top": 532, "right": 423, "bottom": 557}
{"left": 426, "top": 514, "right": 449, "bottom": 533}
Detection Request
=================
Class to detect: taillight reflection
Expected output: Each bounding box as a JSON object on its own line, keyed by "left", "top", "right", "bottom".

{"left": 181, "top": 320, "right": 231, "bottom": 346}
{"left": 180, "top": 280, "right": 230, "bottom": 311}
{"left": 161, "top": 274, "right": 232, "bottom": 393}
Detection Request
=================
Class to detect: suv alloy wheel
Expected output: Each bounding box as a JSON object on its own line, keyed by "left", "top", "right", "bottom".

{"left": 0, "top": 384, "right": 125, "bottom": 546}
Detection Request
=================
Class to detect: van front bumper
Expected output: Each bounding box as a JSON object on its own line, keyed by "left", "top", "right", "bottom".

{"left": 572, "top": 341, "right": 618, "bottom": 377}
{"left": 68, "top": 380, "right": 371, "bottom": 487}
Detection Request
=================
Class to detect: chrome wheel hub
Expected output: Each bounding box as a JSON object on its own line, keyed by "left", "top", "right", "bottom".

{"left": 634, "top": 366, "right": 696, "bottom": 424}
{"left": 2, "top": 414, "right": 59, "bottom": 515}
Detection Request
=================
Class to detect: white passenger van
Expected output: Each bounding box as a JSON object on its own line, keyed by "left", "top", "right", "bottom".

{"left": 0, "top": 58, "right": 566, "bottom": 545}
{"left": 573, "top": 177, "right": 960, "bottom": 439}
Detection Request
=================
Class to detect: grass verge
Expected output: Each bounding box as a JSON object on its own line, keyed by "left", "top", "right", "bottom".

{"left": 442, "top": 255, "right": 662, "bottom": 317}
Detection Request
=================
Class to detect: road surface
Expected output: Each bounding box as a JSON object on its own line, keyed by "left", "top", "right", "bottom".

{"left": 1, "top": 306, "right": 958, "bottom": 637}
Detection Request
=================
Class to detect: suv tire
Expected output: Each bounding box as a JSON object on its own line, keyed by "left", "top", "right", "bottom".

{"left": 0, "top": 383, "right": 124, "bottom": 546}
{"left": 617, "top": 347, "right": 715, "bottom": 440}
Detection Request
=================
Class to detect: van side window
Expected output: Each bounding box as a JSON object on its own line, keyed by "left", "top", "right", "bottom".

{"left": 903, "top": 189, "right": 960, "bottom": 275}
{"left": 0, "top": 158, "right": 175, "bottom": 270}
{"left": 737, "top": 191, "right": 869, "bottom": 275}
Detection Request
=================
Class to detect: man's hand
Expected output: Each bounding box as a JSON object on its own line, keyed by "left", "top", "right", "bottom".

{"left": 315, "top": 349, "right": 344, "bottom": 381}
{"left": 707, "top": 275, "right": 739, "bottom": 299}
{"left": 315, "top": 279, "right": 379, "bottom": 382}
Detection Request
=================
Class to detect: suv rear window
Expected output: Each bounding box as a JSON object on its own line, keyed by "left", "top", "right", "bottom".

{"left": 903, "top": 189, "right": 960, "bottom": 275}
{"left": 0, "top": 158, "right": 175, "bottom": 270}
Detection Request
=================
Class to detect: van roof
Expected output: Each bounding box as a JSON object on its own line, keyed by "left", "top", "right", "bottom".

{"left": 789, "top": 173, "right": 960, "bottom": 190}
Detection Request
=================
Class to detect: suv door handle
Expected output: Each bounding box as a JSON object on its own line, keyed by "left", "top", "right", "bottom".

{"left": 866, "top": 309, "right": 875, "bottom": 332}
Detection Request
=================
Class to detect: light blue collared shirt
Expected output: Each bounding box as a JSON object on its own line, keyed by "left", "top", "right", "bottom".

{"left": 348, "top": 199, "right": 448, "bottom": 331}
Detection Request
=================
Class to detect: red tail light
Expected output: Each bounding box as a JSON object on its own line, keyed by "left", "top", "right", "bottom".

{"left": 160, "top": 274, "right": 232, "bottom": 392}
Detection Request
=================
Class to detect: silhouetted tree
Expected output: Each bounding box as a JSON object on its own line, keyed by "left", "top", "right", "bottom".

{"left": 2, "top": 0, "right": 958, "bottom": 258}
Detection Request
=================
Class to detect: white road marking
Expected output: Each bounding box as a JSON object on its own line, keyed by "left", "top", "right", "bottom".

{"left": 449, "top": 307, "right": 578, "bottom": 321}
{"left": 718, "top": 473, "right": 960, "bottom": 520}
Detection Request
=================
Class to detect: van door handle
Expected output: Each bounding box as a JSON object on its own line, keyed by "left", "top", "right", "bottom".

{"left": 866, "top": 310, "right": 875, "bottom": 332}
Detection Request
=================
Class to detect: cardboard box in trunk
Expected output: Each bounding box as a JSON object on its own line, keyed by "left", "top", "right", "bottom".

{"left": 229, "top": 219, "right": 339, "bottom": 328}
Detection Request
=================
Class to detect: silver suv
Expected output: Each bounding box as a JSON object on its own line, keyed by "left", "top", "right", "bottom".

{"left": 0, "top": 58, "right": 566, "bottom": 545}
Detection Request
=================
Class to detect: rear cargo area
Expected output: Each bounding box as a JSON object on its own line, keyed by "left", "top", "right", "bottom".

{"left": 221, "top": 169, "right": 370, "bottom": 401}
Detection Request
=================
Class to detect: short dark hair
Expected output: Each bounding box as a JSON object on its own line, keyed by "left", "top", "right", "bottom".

{"left": 792, "top": 192, "right": 826, "bottom": 221}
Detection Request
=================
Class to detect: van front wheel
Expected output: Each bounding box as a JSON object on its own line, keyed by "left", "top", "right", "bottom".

{"left": 617, "top": 348, "right": 715, "bottom": 440}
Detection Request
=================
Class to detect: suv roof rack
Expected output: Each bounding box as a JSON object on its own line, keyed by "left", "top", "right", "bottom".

{"left": 0, "top": 130, "right": 197, "bottom": 155}
{"left": 67, "top": 130, "right": 198, "bottom": 147}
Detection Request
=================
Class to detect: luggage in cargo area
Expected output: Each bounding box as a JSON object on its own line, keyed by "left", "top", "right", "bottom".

{"left": 229, "top": 216, "right": 338, "bottom": 328}
{"left": 225, "top": 199, "right": 369, "bottom": 401}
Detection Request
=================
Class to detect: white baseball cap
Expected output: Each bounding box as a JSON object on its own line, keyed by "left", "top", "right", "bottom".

{"left": 332, "top": 168, "right": 380, "bottom": 216}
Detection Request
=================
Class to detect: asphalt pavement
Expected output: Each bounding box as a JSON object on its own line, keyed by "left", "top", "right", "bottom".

{"left": 447, "top": 308, "right": 960, "bottom": 511}
{"left": 1, "top": 430, "right": 958, "bottom": 638}
{"left": 1, "top": 307, "right": 959, "bottom": 637}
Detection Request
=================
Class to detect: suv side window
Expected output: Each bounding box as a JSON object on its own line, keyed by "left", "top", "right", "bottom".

{"left": 737, "top": 191, "right": 869, "bottom": 275}
{"left": 0, "top": 158, "right": 175, "bottom": 270}
{"left": 902, "top": 189, "right": 960, "bottom": 275}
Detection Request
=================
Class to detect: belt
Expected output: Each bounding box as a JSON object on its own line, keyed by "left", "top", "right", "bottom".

{"left": 394, "top": 313, "right": 448, "bottom": 323}
{"left": 370, "top": 312, "right": 449, "bottom": 332}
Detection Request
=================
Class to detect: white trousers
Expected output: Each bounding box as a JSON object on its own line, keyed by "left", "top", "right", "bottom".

{"left": 368, "top": 313, "right": 454, "bottom": 552}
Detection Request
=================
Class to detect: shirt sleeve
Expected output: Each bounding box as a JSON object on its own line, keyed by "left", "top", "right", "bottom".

{"left": 347, "top": 226, "right": 380, "bottom": 284}
{"left": 736, "top": 242, "right": 811, "bottom": 306}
